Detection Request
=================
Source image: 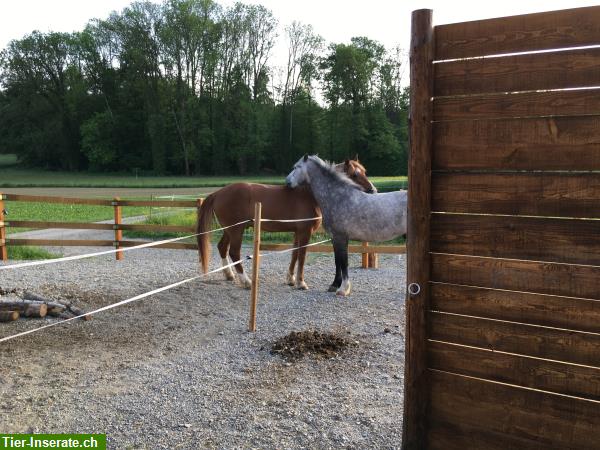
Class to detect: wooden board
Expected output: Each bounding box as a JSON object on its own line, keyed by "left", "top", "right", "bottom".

{"left": 8, "top": 238, "right": 116, "bottom": 247}
{"left": 431, "top": 213, "right": 600, "bottom": 266}
{"left": 433, "top": 88, "right": 600, "bottom": 122}
{"left": 431, "top": 253, "right": 600, "bottom": 300}
{"left": 433, "top": 115, "right": 600, "bottom": 170}
{"left": 7, "top": 220, "right": 115, "bottom": 230}
{"left": 429, "top": 340, "right": 600, "bottom": 400}
{"left": 432, "top": 173, "right": 600, "bottom": 218}
{"left": 7, "top": 238, "right": 197, "bottom": 250}
{"left": 2, "top": 194, "right": 198, "bottom": 208}
{"left": 117, "top": 200, "right": 198, "bottom": 208}
{"left": 118, "top": 224, "right": 195, "bottom": 233}
{"left": 259, "top": 243, "right": 406, "bottom": 254}
{"left": 3, "top": 194, "right": 112, "bottom": 206}
{"left": 430, "top": 283, "right": 600, "bottom": 333}
{"left": 428, "top": 370, "right": 600, "bottom": 449}
{"left": 434, "top": 47, "right": 600, "bottom": 97}
{"left": 7, "top": 221, "right": 195, "bottom": 233}
{"left": 427, "top": 420, "right": 544, "bottom": 450}
{"left": 435, "top": 6, "right": 600, "bottom": 60}
{"left": 119, "top": 240, "right": 197, "bottom": 250}
{"left": 429, "top": 312, "right": 600, "bottom": 367}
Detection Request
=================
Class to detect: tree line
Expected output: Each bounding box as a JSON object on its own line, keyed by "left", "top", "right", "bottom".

{"left": 0, "top": 0, "right": 408, "bottom": 176}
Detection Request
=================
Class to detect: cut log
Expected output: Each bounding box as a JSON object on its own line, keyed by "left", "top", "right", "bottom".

{"left": 0, "top": 311, "right": 19, "bottom": 322}
{"left": 22, "top": 291, "right": 55, "bottom": 303}
{"left": 67, "top": 305, "right": 92, "bottom": 321}
{"left": 0, "top": 301, "right": 48, "bottom": 317}
{"left": 24, "top": 303, "right": 47, "bottom": 318}
{"left": 8, "top": 292, "right": 90, "bottom": 320}
{"left": 45, "top": 302, "right": 67, "bottom": 317}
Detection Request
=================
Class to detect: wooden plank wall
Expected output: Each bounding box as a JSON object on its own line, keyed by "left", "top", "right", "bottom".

{"left": 414, "top": 6, "right": 600, "bottom": 449}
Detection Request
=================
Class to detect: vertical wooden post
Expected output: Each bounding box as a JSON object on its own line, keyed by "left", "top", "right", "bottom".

{"left": 0, "top": 193, "right": 7, "bottom": 261}
{"left": 361, "top": 242, "right": 369, "bottom": 268}
{"left": 368, "top": 252, "right": 379, "bottom": 269}
{"left": 114, "top": 197, "right": 123, "bottom": 261}
{"left": 248, "top": 202, "right": 262, "bottom": 332}
{"left": 403, "top": 9, "right": 434, "bottom": 450}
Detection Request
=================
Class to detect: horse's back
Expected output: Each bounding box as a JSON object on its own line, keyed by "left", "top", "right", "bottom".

{"left": 211, "top": 183, "right": 320, "bottom": 230}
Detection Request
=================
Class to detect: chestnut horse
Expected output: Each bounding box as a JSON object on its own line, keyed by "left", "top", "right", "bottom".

{"left": 197, "top": 158, "right": 376, "bottom": 289}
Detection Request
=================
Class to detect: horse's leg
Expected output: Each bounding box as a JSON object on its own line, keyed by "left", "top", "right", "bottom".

{"left": 229, "top": 230, "right": 252, "bottom": 289}
{"left": 328, "top": 243, "right": 343, "bottom": 292}
{"left": 287, "top": 234, "right": 299, "bottom": 286}
{"left": 333, "top": 234, "right": 351, "bottom": 296}
{"left": 217, "top": 233, "right": 234, "bottom": 281}
{"left": 295, "top": 231, "right": 310, "bottom": 290}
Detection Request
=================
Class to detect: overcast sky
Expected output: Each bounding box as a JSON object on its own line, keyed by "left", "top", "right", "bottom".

{"left": 1, "top": 0, "right": 597, "bottom": 81}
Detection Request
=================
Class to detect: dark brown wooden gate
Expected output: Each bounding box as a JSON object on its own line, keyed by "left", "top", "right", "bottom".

{"left": 404, "top": 6, "right": 600, "bottom": 449}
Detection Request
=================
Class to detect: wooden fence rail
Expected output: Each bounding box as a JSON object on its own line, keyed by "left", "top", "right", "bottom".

{"left": 0, "top": 193, "right": 405, "bottom": 264}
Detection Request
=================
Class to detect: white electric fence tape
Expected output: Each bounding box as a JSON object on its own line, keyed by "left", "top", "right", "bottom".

{"left": 0, "top": 259, "right": 242, "bottom": 343}
{"left": 0, "top": 235, "right": 332, "bottom": 344}
{"left": 0, "top": 219, "right": 252, "bottom": 271}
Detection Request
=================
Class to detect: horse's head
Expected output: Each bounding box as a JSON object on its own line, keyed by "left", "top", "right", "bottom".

{"left": 336, "top": 156, "right": 377, "bottom": 194}
{"left": 286, "top": 154, "right": 310, "bottom": 188}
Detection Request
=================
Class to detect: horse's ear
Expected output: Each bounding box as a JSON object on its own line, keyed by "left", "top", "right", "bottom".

{"left": 354, "top": 153, "right": 359, "bottom": 161}
{"left": 344, "top": 158, "right": 350, "bottom": 168}
{"left": 303, "top": 153, "right": 308, "bottom": 162}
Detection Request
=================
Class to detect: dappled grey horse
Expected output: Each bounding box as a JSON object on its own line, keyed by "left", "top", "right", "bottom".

{"left": 285, "top": 154, "right": 407, "bottom": 296}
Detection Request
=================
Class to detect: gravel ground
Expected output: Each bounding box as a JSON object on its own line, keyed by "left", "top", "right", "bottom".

{"left": 0, "top": 244, "right": 406, "bottom": 449}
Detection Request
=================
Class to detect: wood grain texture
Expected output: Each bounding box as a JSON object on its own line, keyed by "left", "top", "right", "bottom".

{"left": 429, "top": 370, "right": 600, "bottom": 449}
{"left": 6, "top": 221, "right": 115, "bottom": 230}
{"left": 0, "top": 195, "right": 7, "bottom": 261}
{"left": 403, "top": 9, "right": 434, "bottom": 450}
{"left": 429, "top": 312, "right": 600, "bottom": 367}
{"left": 431, "top": 253, "right": 600, "bottom": 300}
{"left": 430, "top": 283, "right": 600, "bottom": 333}
{"left": 435, "top": 6, "right": 600, "bottom": 60}
{"left": 431, "top": 213, "right": 600, "bottom": 266}
{"left": 7, "top": 238, "right": 197, "bottom": 250}
{"left": 259, "top": 243, "right": 405, "bottom": 254}
{"left": 428, "top": 420, "right": 545, "bottom": 450}
{"left": 433, "top": 115, "right": 600, "bottom": 170}
{"left": 432, "top": 173, "right": 600, "bottom": 218}
{"left": 117, "top": 199, "right": 198, "bottom": 207}
{"left": 434, "top": 47, "right": 600, "bottom": 97}
{"left": 434, "top": 88, "right": 600, "bottom": 121}
{"left": 3, "top": 194, "right": 113, "bottom": 206}
{"left": 429, "top": 340, "right": 600, "bottom": 400}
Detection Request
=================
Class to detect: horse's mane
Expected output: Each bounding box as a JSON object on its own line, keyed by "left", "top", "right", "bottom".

{"left": 308, "top": 155, "right": 362, "bottom": 191}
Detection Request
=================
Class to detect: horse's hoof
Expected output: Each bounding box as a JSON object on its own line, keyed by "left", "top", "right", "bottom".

{"left": 224, "top": 273, "right": 235, "bottom": 281}
{"left": 328, "top": 285, "right": 338, "bottom": 292}
{"left": 336, "top": 281, "right": 352, "bottom": 297}
{"left": 296, "top": 281, "right": 308, "bottom": 290}
{"left": 286, "top": 273, "right": 296, "bottom": 286}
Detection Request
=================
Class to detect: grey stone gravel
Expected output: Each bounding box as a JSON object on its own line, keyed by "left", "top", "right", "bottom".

{"left": 0, "top": 244, "right": 405, "bottom": 449}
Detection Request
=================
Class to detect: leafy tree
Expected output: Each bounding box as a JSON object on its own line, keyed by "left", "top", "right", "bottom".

{"left": 0, "top": 0, "right": 408, "bottom": 176}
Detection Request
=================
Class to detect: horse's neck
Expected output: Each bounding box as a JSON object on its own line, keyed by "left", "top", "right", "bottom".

{"left": 307, "top": 163, "right": 339, "bottom": 213}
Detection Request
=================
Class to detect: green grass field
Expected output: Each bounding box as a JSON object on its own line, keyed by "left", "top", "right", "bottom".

{"left": 0, "top": 154, "right": 407, "bottom": 190}
{"left": 1, "top": 153, "right": 406, "bottom": 257}
{"left": 7, "top": 246, "right": 62, "bottom": 260}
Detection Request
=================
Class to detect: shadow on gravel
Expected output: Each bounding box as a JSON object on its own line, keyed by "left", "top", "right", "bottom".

{"left": 271, "top": 330, "right": 358, "bottom": 361}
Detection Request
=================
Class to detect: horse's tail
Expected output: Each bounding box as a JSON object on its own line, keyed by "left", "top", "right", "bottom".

{"left": 197, "top": 193, "right": 216, "bottom": 274}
